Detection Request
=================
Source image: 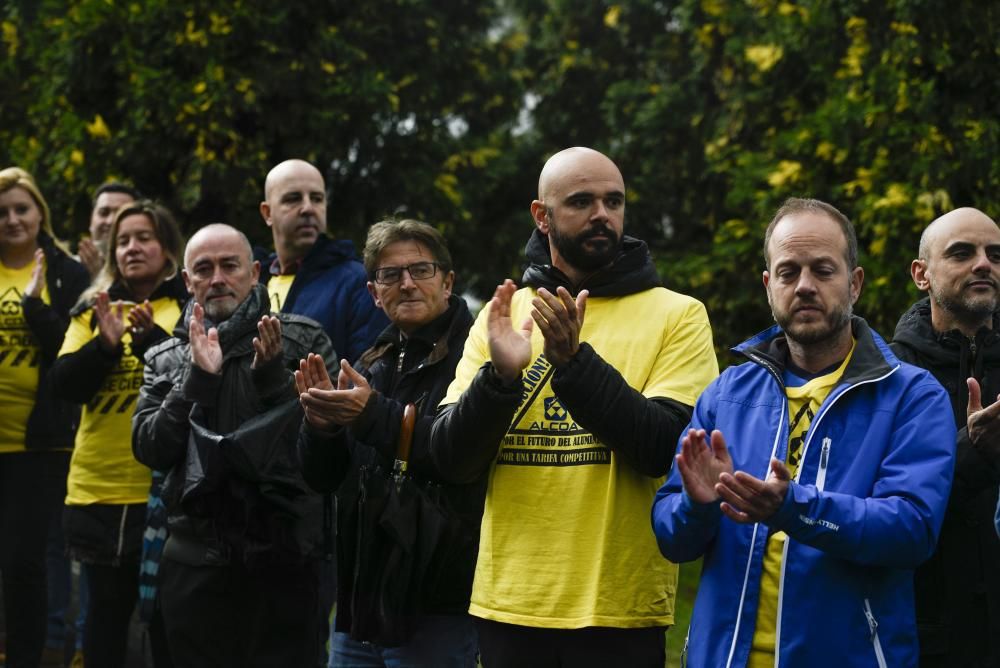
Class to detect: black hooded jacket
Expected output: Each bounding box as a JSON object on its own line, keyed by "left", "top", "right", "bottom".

{"left": 891, "top": 297, "right": 1000, "bottom": 667}
{"left": 299, "top": 295, "right": 480, "bottom": 631}
{"left": 132, "top": 284, "right": 336, "bottom": 568}
{"left": 428, "top": 229, "right": 696, "bottom": 486}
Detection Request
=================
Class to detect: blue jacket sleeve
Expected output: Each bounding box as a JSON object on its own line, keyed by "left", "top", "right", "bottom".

{"left": 651, "top": 377, "right": 725, "bottom": 562}
{"left": 768, "top": 376, "right": 956, "bottom": 568}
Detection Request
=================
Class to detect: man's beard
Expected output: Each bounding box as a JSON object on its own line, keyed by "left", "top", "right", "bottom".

{"left": 548, "top": 216, "right": 622, "bottom": 274}
{"left": 201, "top": 288, "right": 239, "bottom": 323}
{"left": 772, "top": 297, "right": 853, "bottom": 347}
{"left": 931, "top": 284, "right": 997, "bottom": 328}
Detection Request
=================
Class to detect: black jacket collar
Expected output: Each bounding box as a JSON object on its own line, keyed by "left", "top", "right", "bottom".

{"left": 520, "top": 229, "right": 661, "bottom": 297}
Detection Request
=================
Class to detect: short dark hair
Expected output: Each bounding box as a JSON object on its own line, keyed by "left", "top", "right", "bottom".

{"left": 764, "top": 198, "right": 858, "bottom": 269}
{"left": 363, "top": 219, "right": 453, "bottom": 277}
{"left": 91, "top": 182, "right": 141, "bottom": 207}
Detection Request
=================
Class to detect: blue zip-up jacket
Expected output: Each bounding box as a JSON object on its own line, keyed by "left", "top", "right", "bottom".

{"left": 652, "top": 317, "right": 955, "bottom": 668}
{"left": 260, "top": 235, "right": 388, "bottom": 364}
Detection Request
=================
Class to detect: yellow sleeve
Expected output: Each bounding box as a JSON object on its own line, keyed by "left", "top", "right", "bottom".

{"left": 58, "top": 310, "right": 96, "bottom": 357}
{"left": 642, "top": 295, "right": 719, "bottom": 406}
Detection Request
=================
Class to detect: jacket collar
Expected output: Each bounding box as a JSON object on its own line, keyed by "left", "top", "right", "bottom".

{"left": 262, "top": 234, "right": 358, "bottom": 277}
{"left": 357, "top": 295, "right": 472, "bottom": 370}
{"left": 734, "top": 316, "right": 896, "bottom": 387}
{"left": 520, "top": 228, "right": 661, "bottom": 297}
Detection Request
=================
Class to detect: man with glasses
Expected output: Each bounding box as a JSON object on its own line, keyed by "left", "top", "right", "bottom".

{"left": 258, "top": 159, "right": 387, "bottom": 364}
{"left": 297, "top": 220, "right": 480, "bottom": 666}
{"left": 425, "top": 147, "right": 719, "bottom": 666}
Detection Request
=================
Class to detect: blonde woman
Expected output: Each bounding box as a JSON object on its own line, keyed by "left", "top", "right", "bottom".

{"left": 0, "top": 166, "right": 89, "bottom": 667}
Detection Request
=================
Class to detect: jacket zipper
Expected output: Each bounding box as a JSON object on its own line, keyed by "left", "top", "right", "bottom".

{"left": 815, "top": 437, "right": 831, "bottom": 491}
{"left": 864, "top": 598, "right": 888, "bottom": 668}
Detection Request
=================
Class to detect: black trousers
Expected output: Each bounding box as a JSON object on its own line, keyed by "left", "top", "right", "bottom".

{"left": 159, "top": 556, "right": 321, "bottom": 668}
{"left": 475, "top": 618, "right": 668, "bottom": 668}
{"left": 0, "top": 451, "right": 69, "bottom": 668}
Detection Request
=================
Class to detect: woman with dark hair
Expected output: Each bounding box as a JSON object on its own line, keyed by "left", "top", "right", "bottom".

{"left": 0, "top": 166, "right": 89, "bottom": 667}
{"left": 50, "top": 200, "right": 186, "bottom": 668}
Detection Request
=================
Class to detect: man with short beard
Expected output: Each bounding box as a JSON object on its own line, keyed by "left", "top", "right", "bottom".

{"left": 653, "top": 198, "right": 955, "bottom": 667}
{"left": 427, "top": 147, "right": 719, "bottom": 666}
{"left": 890, "top": 207, "right": 1000, "bottom": 668}
{"left": 258, "top": 159, "right": 387, "bottom": 364}
{"left": 131, "top": 224, "right": 335, "bottom": 666}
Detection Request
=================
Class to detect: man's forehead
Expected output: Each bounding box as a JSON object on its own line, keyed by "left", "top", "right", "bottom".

{"left": 769, "top": 213, "right": 847, "bottom": 258}
{"left": 186, "top": 234, "right": 247, "bottom": 264}
{"left": 95, "top": 191, "right": 133, "bottom": 209}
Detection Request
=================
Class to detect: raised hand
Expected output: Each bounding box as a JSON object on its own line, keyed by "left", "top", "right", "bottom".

{"left": 25, "top": 248, "right": 45, "bottom": 298}
{"left": 94, "top": 291, "right": 127, "bottom": 352}
{"left": 967, "top": 377, "right": 1000, "bottom": 461}
{"left": 531, "top": 286, "right": 587, "bottom": 367}
{"left": 189, "top": 302, "right": 222, "bottom": 374}
{"left": 296, "top": 357, "right": 371, "bottom": 429}
{"left": 78, "top": 238, "right": 104, "bottom": 278}
{"left": 675, "top": 428, "right": 734, "bottom": 504}
{"left": 717, "top": 458, "right": 791, "bottom": 524}
{"left": 487, "top": 279, "right": 533, "bottom": 383}
{"left": 251, "top": 315, "right": 283, "bottom": 369}
{"left": 127, "top": 300, "right": 155, "bottom": 347}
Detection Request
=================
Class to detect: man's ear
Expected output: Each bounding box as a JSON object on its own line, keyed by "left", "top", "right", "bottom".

{"left": 366, "top": 281, "right": 382, "bottom": 309}
{"left": 762, "top": 270, "right": 770, "bottom": 290}
{"left": 182, "top": 269, "right": 194, "bottom": 295}
{"left": 911, "top": 259, "right": 931, "bottom": 291}
{"left": 850, "top": 266, "right": 865, "bottom": 304}
{"left": 530, "top": 200, "right": 549, "bottom": 235}
{"left": 251, "top": 260, "right": 261, "bottom": 283}
{"left": 259, "top": 201, "right": 272, "bottom": 226}
{"left": 442, "top": 270, "right": 455, "bottom": 299}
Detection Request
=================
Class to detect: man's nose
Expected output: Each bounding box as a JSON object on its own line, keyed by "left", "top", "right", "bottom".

{"left": 398, "top": 268, "right": 417, "bottom": 289}
{"left": 972, "top": 250, "right": 993, "bottom": 273}
{"left": 795, "top": 271, "right": 818, "bottom": 295}
{"left": 591, "top": 200, "right": 610, "bottom": 222}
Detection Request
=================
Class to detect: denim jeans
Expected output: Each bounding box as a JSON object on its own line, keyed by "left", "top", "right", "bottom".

{"left": 329, "top": 614, "right": 478, "bottom": 668}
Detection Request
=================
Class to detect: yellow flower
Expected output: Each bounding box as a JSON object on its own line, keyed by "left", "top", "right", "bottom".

{"left": 745, "top": 44, "right": 784, "bottom": 72}
{"left": 85, "top": 114, "right": 111, "bottom": 140}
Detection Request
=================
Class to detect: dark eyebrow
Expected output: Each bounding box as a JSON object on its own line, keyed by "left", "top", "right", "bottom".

{"left": 942, "top": 241, "right": 976, "bottom": 255}
{"left": 564, "top": 189, "right": 626, "bottom": 200}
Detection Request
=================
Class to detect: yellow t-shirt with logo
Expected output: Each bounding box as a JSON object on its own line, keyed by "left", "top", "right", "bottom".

{"left": 0, "top": 260, "right": 50, "bottom": 453}
{"left": 442, "top": 286, "right": 718, "bottom": 628}
{"left": 748, "top": 341, "right": 855, "bottom": 667}
{"left": 60, "top": 295, "right": 182, "bottom": 505}
{"left": 268, "top": 273, "right": 295, "bottom": 312}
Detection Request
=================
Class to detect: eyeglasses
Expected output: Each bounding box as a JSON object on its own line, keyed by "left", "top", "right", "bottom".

{"left": 373, "top": 261, "right": 440, "bottom": 285}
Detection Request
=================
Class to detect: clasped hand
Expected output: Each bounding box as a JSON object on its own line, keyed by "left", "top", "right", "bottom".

{"left": 676, "top": 428, "right": 790, "bottom": 524}
{"left": 295, "top": 355, "right": 371, "bottom": 432}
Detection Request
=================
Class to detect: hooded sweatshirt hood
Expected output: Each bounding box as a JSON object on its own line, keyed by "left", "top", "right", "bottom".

{"left": 520, "top": 228, "right": 660, "bottom": 298}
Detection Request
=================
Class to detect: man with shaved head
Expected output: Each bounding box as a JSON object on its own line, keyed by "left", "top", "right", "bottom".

{"left": 891, "top": 207, "right": 1000, "bottom": 667}
{"left": 259, "top": 159, "right": 387, "bottom": 364}
{"left": 132, "top": 223, "right": 336, "bottom": 665}
{"left": 428, "top": 147, "right": 719, "bottom": 666}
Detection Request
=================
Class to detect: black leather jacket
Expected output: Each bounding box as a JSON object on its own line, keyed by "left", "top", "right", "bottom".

{"left": 299, "top": 296, "right": 481, "bottom": 622}
{"left": 132, "top": 284, "right": 336, "bottom": 568}
{"left": 891, "top": 297, "right": 1000, "bottom": 667}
